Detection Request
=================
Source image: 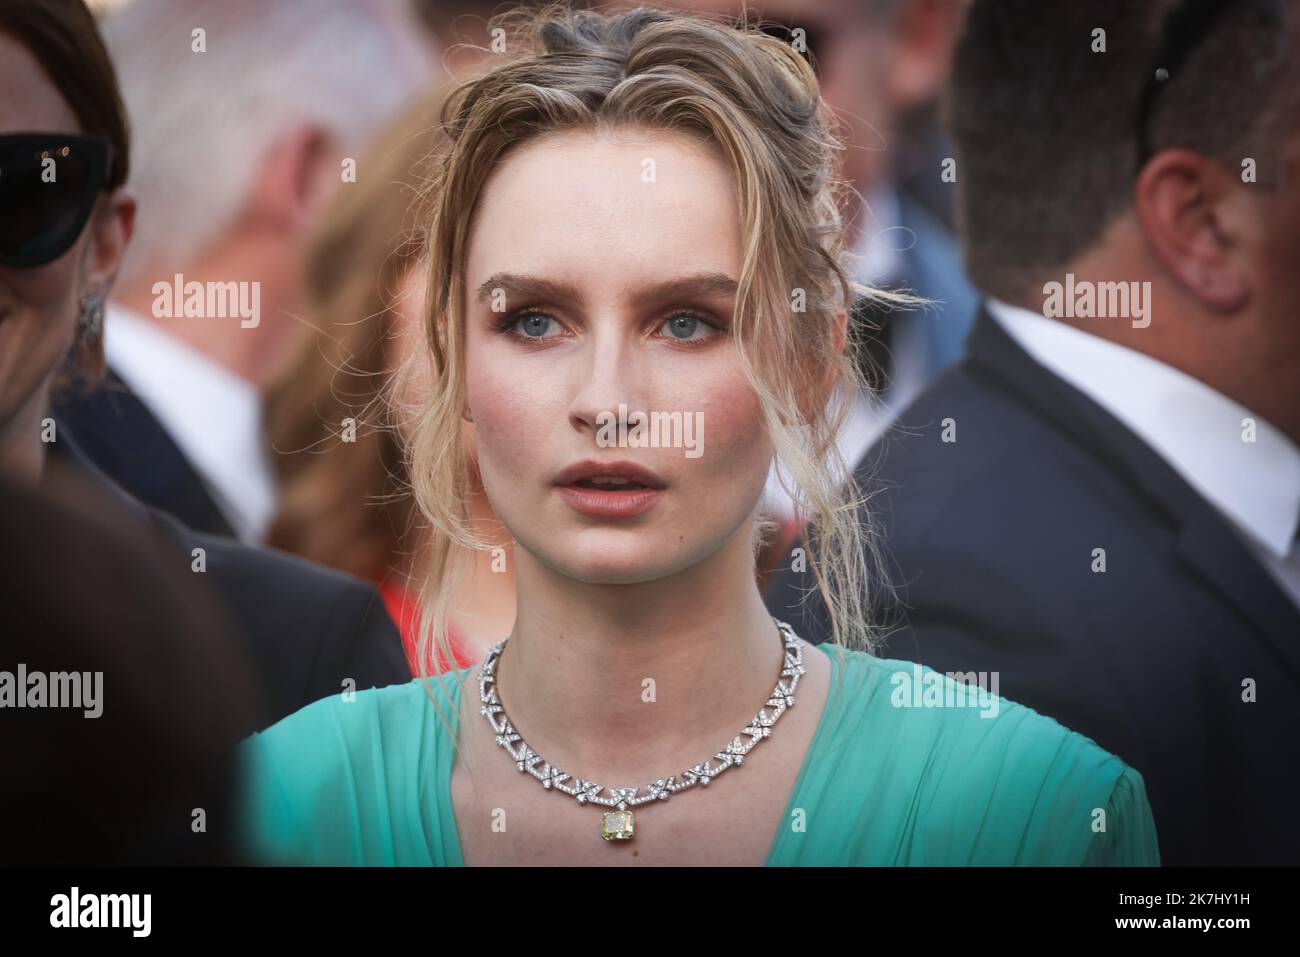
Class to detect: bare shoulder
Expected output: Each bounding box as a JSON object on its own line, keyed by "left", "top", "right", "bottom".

{"left": 791, "top": 637, "right": 832, "bottom": 711}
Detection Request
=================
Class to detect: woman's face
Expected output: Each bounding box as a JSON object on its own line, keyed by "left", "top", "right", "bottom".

{"left": 0, "top": 31, "right": 129, "bottom": 441}
{"left": 462, "top": 127, "right": 772, "bottom": 583}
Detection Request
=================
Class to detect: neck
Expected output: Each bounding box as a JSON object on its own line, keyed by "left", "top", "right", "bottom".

{"left": 1196, "top": 337, "right": 1300, "bottom": 445}
{"left": 492, "top": 521, "right": 783, "bottom": 782}
{"left": 1011, "top": 253, "right": 1300, "bottom": 446}
{"left": 1, "top": 379, "right": 53, "bottom": 487}
{"left": 114, "top": 233, "right": 304, "bottom": 388}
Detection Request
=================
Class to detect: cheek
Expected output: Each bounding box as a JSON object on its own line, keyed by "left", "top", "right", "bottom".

{"left": 463, "top": 338, "right": 558, "bottom": 486}
{"left": 0, "top": 255, "right": 81, "bottom": 362}
{"left": 699, "top": 372, "right": 765, "bottom": 452}
{"left": 3, "top": 253, "right": 79, "bottom": 320}
{"left": 1259, "top": 198, "right": 1300, "bottom": 328}
{"left": 677, "top": 362, "right": 770, "bottom": 490}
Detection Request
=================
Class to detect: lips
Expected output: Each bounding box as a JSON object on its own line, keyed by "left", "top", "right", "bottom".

{"left": 573, "top": 476, "right": 648, "bottom": 490}
{"left": 553, "top": 459, "right": 666, "bottom": 490}
{"left": 553, "top": 459, "right": 666, "bottom": 518}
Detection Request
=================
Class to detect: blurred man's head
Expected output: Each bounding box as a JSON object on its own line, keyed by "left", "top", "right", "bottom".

{"left": 103, "top": 0, "right": 432, "bottom": 382}
{"left": 951, "top": 0, "right": 1300, "bottom": 440}
{"left": 413, "top": 0, "right": 508, "bottom": 51}
{"left": 641, "top": 0, "right": 963, "bottom": 236}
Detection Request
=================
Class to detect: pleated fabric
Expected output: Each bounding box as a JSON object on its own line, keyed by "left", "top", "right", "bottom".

{"left": 239, "top": 649, "right": 1160, "bottom": 866}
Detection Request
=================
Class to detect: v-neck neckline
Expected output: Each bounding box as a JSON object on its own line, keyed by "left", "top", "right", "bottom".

{"left": 435, "top": 644, "right": 844, "bottom": 866}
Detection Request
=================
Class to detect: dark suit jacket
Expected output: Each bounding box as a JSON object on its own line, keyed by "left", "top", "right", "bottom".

{"left": 46, "top": 424, "right": 411, "bottom": 736}
{"left": 53, "top": 366, "right": 236, "bottom": 536}
{"left": 765, "top": 306, "right": 1300, "bottom": 866}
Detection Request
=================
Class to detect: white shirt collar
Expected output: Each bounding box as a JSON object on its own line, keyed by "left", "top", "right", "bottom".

{"left": 986, "top": 298, "right": 1300, "bottom": 558}
{"left": 103, "top": 303, "right": 277, "bottom": 542}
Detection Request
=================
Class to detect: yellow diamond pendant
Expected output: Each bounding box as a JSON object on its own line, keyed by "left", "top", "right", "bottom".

{"left": 602, "top": 809, "right": 635, "bottom": 841}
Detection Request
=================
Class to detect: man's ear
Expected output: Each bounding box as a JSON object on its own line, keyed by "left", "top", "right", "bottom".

{"left": 1134, "top": 148, "right": 1252, "bottom": 313}
{"left": 244, "top": 124, "right": 337, "bottom": 235}
{"left": 84, "top": 185, "right": 136, "bottom": 297}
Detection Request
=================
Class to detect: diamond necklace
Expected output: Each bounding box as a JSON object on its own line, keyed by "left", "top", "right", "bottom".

{"left": 476, "top": 617, "right": 806, "bottom": 842}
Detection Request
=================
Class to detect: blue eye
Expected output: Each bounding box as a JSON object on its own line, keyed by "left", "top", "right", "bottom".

{"left": 518, "top": 313, "right": 554, "bottom": 337}
{"left": 660, "top": 312, "right": 721, "bottom": 341}
{"left": 496, "top": 311, "right": 559, "bottom": 338}
{"left": 492, "top": 308, "right": 724, "bottom": 344}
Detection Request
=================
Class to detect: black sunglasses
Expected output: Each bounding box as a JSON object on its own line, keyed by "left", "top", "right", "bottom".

{"left": 1135, "top": 0, "right": 1286, "bottom": 172}
{"left": 0, "top": 132, "right": 115, "bottom": 268}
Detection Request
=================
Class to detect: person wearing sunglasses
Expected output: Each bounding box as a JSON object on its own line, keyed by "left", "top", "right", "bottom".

{"left": 0, "top": 9, "right": 131, "bottom": 484}
{"left": 0, "top": 0, "right": 410, "bottom": 739}
{"left": 767, "top": 0, "right": 1300, "bottom": 865}
{"left": 0, "top": 133, "right": 117, "bottom": 267}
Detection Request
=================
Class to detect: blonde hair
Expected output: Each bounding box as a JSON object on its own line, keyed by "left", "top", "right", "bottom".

{"left": 402, "top": 2, "right": 905, "bottom": 738}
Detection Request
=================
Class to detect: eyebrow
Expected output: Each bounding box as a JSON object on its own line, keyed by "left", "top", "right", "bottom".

{"left": 475, "top": 272, "right": 739, "bottom": 310}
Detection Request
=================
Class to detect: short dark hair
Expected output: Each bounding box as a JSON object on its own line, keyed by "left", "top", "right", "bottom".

{"left": 0, "top": 0, "right": 130, "bottom": 189}
{"left": 948, "top": 0, "right": 1300, "bottom": 301}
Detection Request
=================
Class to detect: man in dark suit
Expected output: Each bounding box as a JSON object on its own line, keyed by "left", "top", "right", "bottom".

{"left": 44, "top": 424, "right": 411, "bottom": 736}
{"left": 52, "top": 0, "right": 432, "bottom": 543}
{"left": 53, "top": 367, "right": 236, "bottom": 536}
{"left": 766, "top": 0, "right": 1300, "bottom": 865}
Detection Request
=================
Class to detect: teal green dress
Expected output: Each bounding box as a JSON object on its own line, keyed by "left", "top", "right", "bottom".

{"left": 237, "top": 648, "right": 1160, "bottom": 865}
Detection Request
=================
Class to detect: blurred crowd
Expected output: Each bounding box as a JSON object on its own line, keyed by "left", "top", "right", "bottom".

{"left": 1, "top": 0, "right": 1297, "bottom": 866}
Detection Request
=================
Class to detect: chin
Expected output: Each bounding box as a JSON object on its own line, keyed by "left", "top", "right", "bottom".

{"left": 566, "top": 567, "right": 664, "bottom": 586}
{"left": 542, "top": 536, "right": 697, "bottom": 586}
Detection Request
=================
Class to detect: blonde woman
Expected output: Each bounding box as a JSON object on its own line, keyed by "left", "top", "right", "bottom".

{"left": 238, "top": 3, "right": 1160, "bottom": 866}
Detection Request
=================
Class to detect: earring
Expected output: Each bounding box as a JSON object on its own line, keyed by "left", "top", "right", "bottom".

{"left": 77, "top": 292, "right": 104, "bottom": 346}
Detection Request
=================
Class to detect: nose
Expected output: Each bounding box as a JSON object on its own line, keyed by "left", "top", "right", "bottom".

{"left": 566, "top": 318, "right": 652, "bottom": 439}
